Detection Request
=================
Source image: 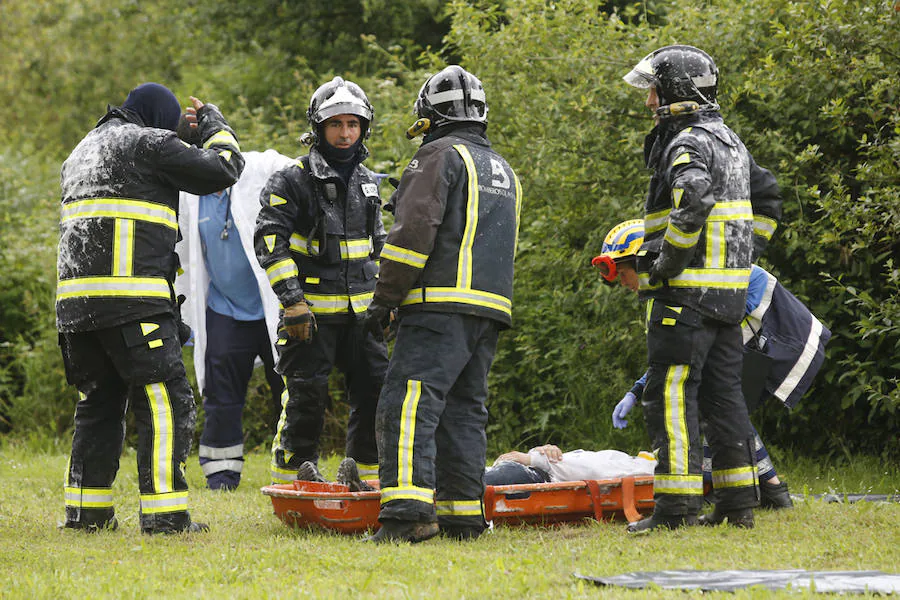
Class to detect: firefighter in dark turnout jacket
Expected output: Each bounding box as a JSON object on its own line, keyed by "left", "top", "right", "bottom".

{"left": 57, "top": 83, "right": 244, "bottom": 533}
{"left": 622, "top": 46, "right": 783, "bottom": 531}
{"left": 363, "top": 66, "right": 523, "bottom": 543}
{"left": 254, "top": 78, "right": 388, "bottom": 485}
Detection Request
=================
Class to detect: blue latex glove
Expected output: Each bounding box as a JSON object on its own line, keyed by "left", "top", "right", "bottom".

{"left": 613, "top": 391, "right": 637, "bottom": 429}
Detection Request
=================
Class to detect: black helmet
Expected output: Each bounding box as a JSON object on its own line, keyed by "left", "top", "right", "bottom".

{"left": 414, "top": 65, "right": 488, "bottom": 129}
{"left": 307, "top": 77, "right": 373, "bottom": 140}
{"left": 624, "top": 45, "right": 718, "bottom": 109}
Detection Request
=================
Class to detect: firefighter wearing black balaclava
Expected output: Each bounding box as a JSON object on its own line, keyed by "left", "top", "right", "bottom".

{"left": 621, "top": 46, "right": 783, "bottom": 532}
{"left": 255, "top": 78, "right": 388, "bottom": 486}
{"left": 363, "top": 65, "right": 523, "bottom": 543}
{"left": 57, "top": 83, "right": 244, "bottom": 534}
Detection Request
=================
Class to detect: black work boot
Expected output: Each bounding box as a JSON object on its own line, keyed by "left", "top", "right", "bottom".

{"left": 296, "top": 460, "right": 328, "bottom": 483}
{"left": 141, "top": 512, "right": 210, "bottom": 535}
{"left": 626, "top": 513, "right": 698, "bottom": 534}
{"left": 62, "top": 516, "right": 119, "bottom": 533}
{"left": 335, "top": 457, "right": 375, "bottom": 492}
{"left": 363, "top": 519, "right": 439, "bottom": 544}
{"left": 698, "top": 506, "right": 754, "bottom": 528}
{"left": 760, "top": 481, "right": 793, "bottom": 509}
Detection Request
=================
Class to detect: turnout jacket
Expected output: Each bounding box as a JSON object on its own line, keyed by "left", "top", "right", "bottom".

{"left": 57, "top": 104, "right": 244, "bottom": 332}
{"left": 373, "top": 125, "right": 522, "bottom": 327}
{"left": 254, "top": 146, "right": 385, "bottom": 322}
{"left": 637, "top": 111, "right": 782, "bottom": 324}
{"left": 741, "top": 266, "right": 831, "bottom": 409}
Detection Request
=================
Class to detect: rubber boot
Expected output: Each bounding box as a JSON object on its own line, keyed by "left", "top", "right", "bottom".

{"left": 626, "top": 513, "right": 699, "bottom": 534}
{"left": 335, "top": 457, "right": 375, "bottom": 492}
{"left": 698, "top": 506, "right": 754, "bottom": 528}
{"left": 760, "top": 481, "right": 793, "bottom": 509}
{"left": 363, "top": 519, "right": 439, "bottom": 544}
{"left": 296, "top": 461, "right": 328, "bottom": 483}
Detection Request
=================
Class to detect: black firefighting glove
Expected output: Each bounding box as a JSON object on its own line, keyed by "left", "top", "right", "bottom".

{"left": 383, "top": 177, "right": 401, "bottom": 214}
{"left": 363, "top": 303, "right": 393, "bottom": 341}
{"left": 283, "top": 300, "right": 317, "bottom": 342}
{"left": 175, "top": 295, "right": 192, "bottom": 346}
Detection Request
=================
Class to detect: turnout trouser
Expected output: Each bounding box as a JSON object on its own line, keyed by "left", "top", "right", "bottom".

{"left": 200, "top": 308, "right": 283, "bottom": 489}
{"left": 60, "top": 314, "right": 196, "bottom": 532}
{"left": 377, "top": 312, "right": 499, "bottom": 534}
{"left": 643, "top": 301, "right": 759, "bottom": 516}
{"left": 270, "top": 317, "right": 387, "bottom": 483}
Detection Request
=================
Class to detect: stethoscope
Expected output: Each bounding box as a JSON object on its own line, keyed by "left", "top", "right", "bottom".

{"left": 219, "top": 188, "right": 233, "bottom": 240}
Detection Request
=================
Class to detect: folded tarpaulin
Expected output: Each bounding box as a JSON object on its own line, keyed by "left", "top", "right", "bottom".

{"left": 574, "top": 570, "right": 900, "bottom": 593}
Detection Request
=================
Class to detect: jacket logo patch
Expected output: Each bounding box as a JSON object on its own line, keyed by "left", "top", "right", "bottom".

{"left": 406, "top": 159, "right": 421, "bottom": 172}
{"left": 140, "top": 322, "right": 160, "bottom": 336}
{"left": 264, "top": 234, "right": 276, "bottom": 253}
{"left": 270, "top": 194, "right": 287, "bottom": 206}
{"left": 361, "top": 183, "right": 378, "bottom": 197}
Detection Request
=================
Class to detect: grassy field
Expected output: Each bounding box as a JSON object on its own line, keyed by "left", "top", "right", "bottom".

{"left": 0, "top": 441, "right": 898, "bottom": 599}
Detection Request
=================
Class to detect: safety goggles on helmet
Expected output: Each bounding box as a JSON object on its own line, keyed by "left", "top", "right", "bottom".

{"left": 592, "top": 219, "right": 644, "bottom": 284}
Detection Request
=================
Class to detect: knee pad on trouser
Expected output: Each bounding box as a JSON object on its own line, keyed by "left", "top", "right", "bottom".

{"left": 274, "top": 377, "right": 330, "bottom": 467}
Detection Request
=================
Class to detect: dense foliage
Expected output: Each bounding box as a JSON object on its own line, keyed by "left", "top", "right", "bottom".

{"left": 0, "top": 0, "right": 897, "bottom": 459}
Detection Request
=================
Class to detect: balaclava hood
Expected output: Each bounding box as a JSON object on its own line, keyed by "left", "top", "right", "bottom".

{"left": 122, "top": 83, "right": 181, "bottom": 131}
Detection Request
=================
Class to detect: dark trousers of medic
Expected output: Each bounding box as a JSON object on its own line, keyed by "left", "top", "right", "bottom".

{"left": 643, "top": 302, "right": 759, "bottom": 516}
{"left": 272, "top": 316, "right": 387, "bottom": 475}
{"left": 200, "top": 308, "right": 283, "bottom": 489}
{"left": 59, "top": 313, "right": 196, "bottom": 532}
{"left": 377, "top": 312, "right": 499, "bottom": 536}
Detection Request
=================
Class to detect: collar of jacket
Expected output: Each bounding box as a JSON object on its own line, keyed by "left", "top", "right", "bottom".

{"left": 422, "top": 123, "right": 489, "bottom": 147}
{"left": 95, "top": 105, "right": 146, "bottom": 129}
{"left": 643, "top": 109, "right": 724, "bottom": 168}
{"left": 307, "top": 145, "right": 368, "bottom": 181}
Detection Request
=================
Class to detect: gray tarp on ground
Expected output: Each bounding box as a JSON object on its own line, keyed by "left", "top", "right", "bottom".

{"left": 574, "top": 570, "right": 900, "bottom": 593}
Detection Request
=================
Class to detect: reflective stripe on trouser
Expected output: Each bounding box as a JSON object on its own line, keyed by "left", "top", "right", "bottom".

{"left": 644, "top": 305, "right": 758, "bottom": 515}
{"left": 60, "top": 319, "right": 195, "bottom": 530}
{"left": 377, "top": 312, "right": 497, "bottom": 530}
{"left": 270, "top": 320, "right": 387, "bottom": 484}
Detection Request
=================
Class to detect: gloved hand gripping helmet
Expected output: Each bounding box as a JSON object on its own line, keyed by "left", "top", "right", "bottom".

{"left": 306, "top": 77, "right": 374, "bottom": 143}
{"left": 413, "top": 65, "right": 488, "bottom": 131}
{"left": 592, "top": 219, "right": 644, "bottom": 284}
{"left": 623, "top": 45, "right": 719, "bottom": 111}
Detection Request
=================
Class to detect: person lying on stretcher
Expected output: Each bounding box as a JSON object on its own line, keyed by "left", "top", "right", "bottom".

{"left": 484, "top": 444, "right": 657, "bottom": 486}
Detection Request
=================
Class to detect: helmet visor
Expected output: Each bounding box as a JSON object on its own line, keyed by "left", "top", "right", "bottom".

{"left": 591, "top": 254, "right": 618, "bottom": 283}
{"left": 623, "top": 55, "right": 655, "bottom": 89}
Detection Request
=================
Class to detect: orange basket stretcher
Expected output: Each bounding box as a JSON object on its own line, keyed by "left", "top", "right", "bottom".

{"left": 261, "top": 475, "right": 655, "bottom": 534}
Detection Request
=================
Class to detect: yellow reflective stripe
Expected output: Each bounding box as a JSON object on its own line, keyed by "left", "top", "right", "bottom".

{"left": 61, "top": 198, "right": 177, "bottom": 230}
{"left": 64, "top": 486, "right": 114, "bottom": 508}
{"left": 705, "top": 221, "right": 726, "bottom": 268}
{"left": 289, "top": 233, "right": 320, "bottom": 256}
{"left": 453, "top": 144, "right": 479, "bottom": 288}
{"left": 269, "top": 379, "right": 293, "bottom": 484}
{"left": 435, "top": 499, "right": 482, "bottom": 516}
{"left": 342, "top": 238, "right": 373, "bottom": 260}
{"left": 397, "top": 380, "right": 422, "bottom": 492}
{"left": 112, "top": 218, "right": 135, "bottom": 276}
{"left": 664, "top": 364, "right": 690, "bottom": 475}
{"left": 672, "top": 188, "right": 684, "bottom": 208}
{"left": 269, "top": 194, "right": 287, "bottom": 206}
{"left": 141, "top": 322, "right": 160, "bottom": 336}
{"left": 219, "top": 150, "right": 233, "bottom": 162}
{"left": 265, "top": 258, "right": 298, "bottom": 285}
{"left": 264, "top": 234, "right": 276, "bottom": 253}
{"left": 401, "top": 286, "right": 511, "bottom": 317}
{"left": 708, "top": 200, "right": 753, "bottom": 221}
{"left": 139, "top": 490, "right": 188, "bottom": 514}
{"left": 653, "top": 474, "right": 704, "bottom": 495}
{"left": 381, "top": 243, "right": 428, "bottom": 269}
{"left": 203, "top": 130, "right": 240, "bottom": 152}
{"left": 145, "top": 382, "right": 174, "bottom": 493}
{"left": 664, "top": 222, "right": 701, "bottom": 249}
{"left": 348, "top": 292, "right": 374, "bottom": 313}
{"left": 672, "top": 152, "right": 691, "bottom": 166}
{"left": 513, "top": 170, "right": 523, "bottom": 256}
{"left": 356, "top": 463, "right": 378, "bottom": 478}
{"left": 270, "top": 467, "right": 297, "bottom": 484}
{"left": 753, "top": 215, "right": 778, "bottom": 240}
{"left": 711, "top": 466, "right": 758, "bottom": 489}
{"left": 148, "top": 339, "right": 163, "bottom": 349}
{"left": 644, "top": 209, "right": 670, "bottom": 234}
{"left": 669, "top": 267, "right": 751, "bottom": 289}
{"left": 380, "top": 485, "right": 435, "bottom": 505}
{"left": 56, "top": 276, "right": 171, "bottom": 300}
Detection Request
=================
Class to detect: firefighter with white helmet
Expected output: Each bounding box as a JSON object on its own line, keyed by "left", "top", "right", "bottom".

{"left": 255, "top": 77, "right": 388, "bottom": 486}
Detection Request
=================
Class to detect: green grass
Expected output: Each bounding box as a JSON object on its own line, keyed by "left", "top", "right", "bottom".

{"left": 0, "top": 443, "right": 898, "bottom": 599}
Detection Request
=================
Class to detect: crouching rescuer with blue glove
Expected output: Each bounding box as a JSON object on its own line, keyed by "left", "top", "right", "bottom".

{"left": 363, "top": 65, "right": 523, "bottom": 543}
